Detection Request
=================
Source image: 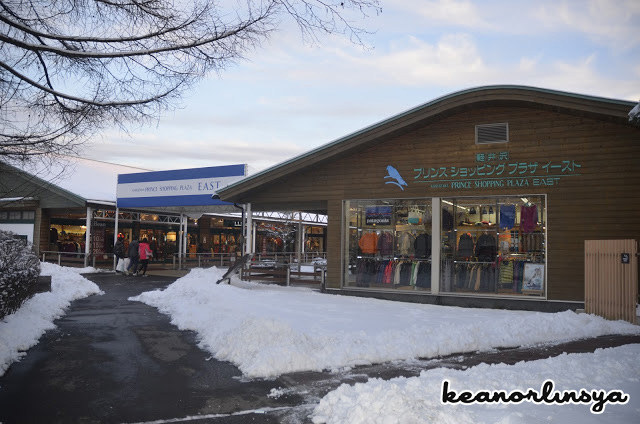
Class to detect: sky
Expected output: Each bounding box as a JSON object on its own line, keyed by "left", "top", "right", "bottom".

{"left": 82, "top": 0, "right": 640, "bottom": 174}
{"left": 2, "top": 264, "right": 638, "bottom": 422}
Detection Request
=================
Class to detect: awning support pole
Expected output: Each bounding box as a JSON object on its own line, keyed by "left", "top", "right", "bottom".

{"left": 113, "top": 207, "right": 119, "bottom": 271}
{"left": 84, "top": 206, "right": 92, "bottom": 268}
{"left": 245, "top": 203, "right": 253, "bottom": 254}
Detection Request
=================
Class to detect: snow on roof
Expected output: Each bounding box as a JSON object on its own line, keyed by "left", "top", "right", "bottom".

{"left": 15, "top": 156, "right": 151, "bottom": 203}
{"left": 629, "top": 102, "right": 640, "bottom": 121}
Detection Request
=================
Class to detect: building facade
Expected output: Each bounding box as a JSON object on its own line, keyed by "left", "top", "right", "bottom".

{"left": 218, "top": 86, "right": 640, "bottom": 311}
{"left": 0, "top": 159, "right": 326, "bottom": 268}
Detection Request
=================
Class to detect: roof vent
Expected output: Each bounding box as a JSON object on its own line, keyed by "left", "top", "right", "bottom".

{"left": 476, "top": 123, "right": 509, "bottom": 144}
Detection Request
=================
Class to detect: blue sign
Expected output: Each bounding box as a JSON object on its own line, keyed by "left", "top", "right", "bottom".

{"left": 366, "top": 206, "right": 392, "bottom": 225}
{"left": 117, "top": 164, "right": 246, "bottom": 208}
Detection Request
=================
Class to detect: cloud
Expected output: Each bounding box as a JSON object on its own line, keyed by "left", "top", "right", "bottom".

{"left": 535, "top": 0, "right": 640, "bottom": 49}
{"left": 84, "top": 130, "right": 308, "bottom": 172}
{"left": 75, "top": 0, "right": 639, "bottom": 174}
{"left": 412, "top": 0, "right": 494, "bottom": 29}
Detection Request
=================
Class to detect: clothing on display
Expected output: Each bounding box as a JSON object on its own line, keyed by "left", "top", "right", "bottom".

{"left": 358, "top": 231, "right": 379, "bottom": 254}
{"left": 414, "top": 233, "right": 432, "bottom": 258}
{"left": 453, "top": 262, "right": 496, "bottom": 292}
{"left": 397, "top": 232, "right": 415, "bottom": 256}
{"left": 499, "top": 204, "right": 516, "bottom": 230}
{"left": 442, "top": 208, "right": 454, "bottom": 231}
{"left": 498, "top": 259, "right": 529, "bottom": 293}
{"left": 355, "top": 258, "right": 431, "bottom": 288}
{"left": 520, "top": 204, "right": 538, "bottom": 233}
{"left": 377, "top": 231, "right": 395, "bottom": 256}
{"left": 475, "top": 232, "right": 497, "bottom": 262}
{"left": 457, "top": 233, "right": 474, "bottom": 258}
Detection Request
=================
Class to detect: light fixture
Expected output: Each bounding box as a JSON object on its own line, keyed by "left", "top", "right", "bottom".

{"left": 489, "top": 206, "right": 494, "bottom": 214}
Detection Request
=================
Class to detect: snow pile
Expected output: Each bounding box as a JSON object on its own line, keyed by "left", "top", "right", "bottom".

{"left": 0, "top": 263, "right": 102, "bottom": 375}
{"left": 312, "top": 344, "right": 640, "bottom": 424}
{"left": 131, "top": 267, "right": 640, "bottom": 379}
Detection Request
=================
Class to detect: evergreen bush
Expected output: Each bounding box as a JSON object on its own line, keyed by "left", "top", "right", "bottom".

{"left": 0, "top": 230, "right": 41, "bottom": 319}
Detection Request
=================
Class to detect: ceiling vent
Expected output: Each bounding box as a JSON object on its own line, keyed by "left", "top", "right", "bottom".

{"left": 476, "top": 123, "right": 509, "bottom": 144}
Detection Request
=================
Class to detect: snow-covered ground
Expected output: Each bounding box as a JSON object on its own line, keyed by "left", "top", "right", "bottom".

{"left": 2, "top": 264, "right": 639, "bottom": 423}
{"left": 0, "top": 263, "right": 102, "bottom": 376}
{"left": 312, "top": 344, "right": 640, "bottom": 423}
{"left": 130, "top": 267, "right": 639, "bottom": 379}
{"left": 128, "top": 267, "right": 639, "bottom": 422}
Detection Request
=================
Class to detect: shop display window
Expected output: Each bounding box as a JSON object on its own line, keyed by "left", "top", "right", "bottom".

{"left": 344, "top": 195, "right": 546, "bottom": 299}
{"left": 344, "top": 199, "right": 433, "bottom": 291}
{"left": 440, "top": 196, "right": 546, "bottom": 297}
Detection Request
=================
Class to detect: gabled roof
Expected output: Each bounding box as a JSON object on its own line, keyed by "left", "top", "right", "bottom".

{"left": 218, "top": 85, "right": 636, "bottom": 201}
{"left": 1, "top": 156, "right": 150, "bottom": 207}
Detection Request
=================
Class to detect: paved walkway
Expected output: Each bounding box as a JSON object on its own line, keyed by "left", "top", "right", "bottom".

{"left": 0, "top": 271, "right": 638, "bottom": 424}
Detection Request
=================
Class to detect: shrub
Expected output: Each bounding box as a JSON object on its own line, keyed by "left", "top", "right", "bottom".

{"left": 0, "top": 230, "right": 41, "bottom": 319}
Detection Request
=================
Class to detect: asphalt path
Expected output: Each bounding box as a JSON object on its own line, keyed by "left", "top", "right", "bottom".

{"left": 1, "top": 272, "right": 638, "bottom": 424}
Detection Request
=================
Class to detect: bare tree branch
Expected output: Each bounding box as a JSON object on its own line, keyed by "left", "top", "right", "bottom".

{"left": 0, "top": 0, "right": 382, "bottom": 167}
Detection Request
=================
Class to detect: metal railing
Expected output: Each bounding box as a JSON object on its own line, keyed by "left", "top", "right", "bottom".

{"left": 40, "top": 251, "right": 159, "bottom": 270}
{"left": 41, "top": 251, "right": 103, "bottom": 268}
{"left": 39, "top": 250, "right": 329, "bottom": 283}
{"left": 171, "top": 251, "right": 327, "bottom": 270}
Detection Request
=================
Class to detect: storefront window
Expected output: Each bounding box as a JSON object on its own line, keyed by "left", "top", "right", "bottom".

{"left": 440, "top": 196, "right": 546, "bottom": 297}
{"left": 344, "top": 199, "right": 433, "bottom": 291}
{"left": 344, "top": 195, "right": 546, "bottom": 299}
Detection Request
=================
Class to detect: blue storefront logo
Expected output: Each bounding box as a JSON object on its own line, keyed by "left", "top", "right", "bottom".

{"left": 384, "top": 165, "right": 407, "bottom": 190}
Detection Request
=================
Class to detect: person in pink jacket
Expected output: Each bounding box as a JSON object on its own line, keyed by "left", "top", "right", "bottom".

{"left": 137, "top": 238, "right": 152, "bottom": 277}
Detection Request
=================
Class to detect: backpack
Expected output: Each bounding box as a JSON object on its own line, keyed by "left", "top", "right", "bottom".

{"left": 457, "top": 233, "right": 474, "bottom": 258}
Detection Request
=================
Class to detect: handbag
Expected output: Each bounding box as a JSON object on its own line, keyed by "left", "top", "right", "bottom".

{"left": 408, "top": 206, "right": 423, "bottom": 224}
{"left": 116, "top": 258, "right": 125, "bottom": 272}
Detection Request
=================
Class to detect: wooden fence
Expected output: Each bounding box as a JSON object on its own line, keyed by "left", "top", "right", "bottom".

{"left": 584, "top": 239, "right": 638, "bottom": 323}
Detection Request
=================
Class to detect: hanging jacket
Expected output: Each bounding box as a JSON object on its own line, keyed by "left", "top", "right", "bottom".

{"left": 442, "top": 209, "right": 454, "bottom": 231}
{"left": 520, "top": 205, "right": 538, "bottom": 233}
{"left": 398, "top": 232, "right": 415, "bottom": 256}
{"left": 475, "top": 233, "right": 497, "bottom": 262}
{"left": 378, "top": 232, "right": 395, "bottom": 256}
{"left": 358, "top": 232, "right": 379, "bottom": 254}
{"left": 414, "top": 233, "right": 432, "bottom": 258}
{"left": 457, "top": 233, "right": 474, "bottom": 258}
{"left": 499, "top": 204, "right": 516, "bottom": 230}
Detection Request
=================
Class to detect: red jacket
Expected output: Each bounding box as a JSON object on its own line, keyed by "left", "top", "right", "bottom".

{"left": 139, "top": 242, "right": 152, "bottom": 260}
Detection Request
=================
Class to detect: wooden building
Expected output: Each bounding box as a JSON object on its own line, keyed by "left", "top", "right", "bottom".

{"left": 218, "top": 85, "right": 640, "bottom": 311}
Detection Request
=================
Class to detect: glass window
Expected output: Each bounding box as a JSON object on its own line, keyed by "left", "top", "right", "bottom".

{"left": 344, "top": 199, "right": 433, "bottom": 291}
{"left": 440, "top": 196, "right": 546, "bottom": 297}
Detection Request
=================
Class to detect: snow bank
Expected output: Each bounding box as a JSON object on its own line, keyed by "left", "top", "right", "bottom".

{"left": 312, "top": 344, "right": 640, "bottom": 424}
{"left": 131, "top": 267, "right": 640, "bottom": 379}
{"left": 0, "top": 263, "right": 102, "bottom": 375}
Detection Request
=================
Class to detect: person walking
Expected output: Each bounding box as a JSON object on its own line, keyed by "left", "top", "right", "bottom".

{"left": 126, "top": 235, "right": 140, "bottom": 276}
{"left": 137, "top": 238, "right": 152, "bottom": 277}
{"left": 114, "top": 233, "right": 126, "bottom": 274}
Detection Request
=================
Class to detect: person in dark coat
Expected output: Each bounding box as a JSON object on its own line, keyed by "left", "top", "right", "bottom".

{"left": 126, "top": 235, "right": 140, "bottom": 276}
{"left": 114, "top": 233, "right": 126, "bottom": 274}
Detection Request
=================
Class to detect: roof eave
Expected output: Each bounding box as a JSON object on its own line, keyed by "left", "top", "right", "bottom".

{"left": 218, "top": 85, "right": 636, "bottom": 200}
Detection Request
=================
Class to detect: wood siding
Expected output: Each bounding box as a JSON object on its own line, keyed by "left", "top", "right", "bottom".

{"left": 236, "top": 106, "right": 640, "bottom": 301}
